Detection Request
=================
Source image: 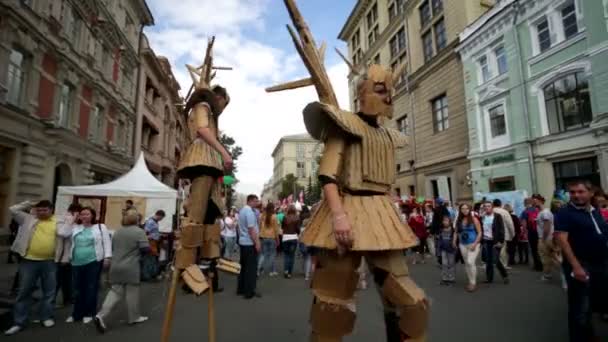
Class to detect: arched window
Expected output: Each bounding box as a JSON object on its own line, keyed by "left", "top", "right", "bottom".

{"left": 543, "top": 72, "right": 591, "bottom": 134}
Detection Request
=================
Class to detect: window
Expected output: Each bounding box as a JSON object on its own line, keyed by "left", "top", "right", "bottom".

{"left": 395, "top": 188, "right": 401, "bottom": 197}
{"left": 90, "top": 105, "right": 104, "bottom": 141}
{"left": 396, "top": 164, "right": 401, "bottom": 172}
{"left": 479, "top": 56, "right": 490, "bottom": 83}
{"left": 397, "top": 115, "right": 409, "bottom": 134}
{"left": 432, "top": 95, "right": 449, "bottom": 132}
{"left": 353, "top": 49, "right": 363, "bottom": 66}
{"left": 553, "top": 157, "right": 600, "bottom": 191}
{"left": 488, "top": 105, "right": 506, "bottom": 137}
{"left": 543, "top": 72, "right": 592, "bottom": 134}
{"left": 102, "top": 46, "right": 110, "bottom": 73}
{"left": 489, "top": 177, "right": 515, "bottom": 192}
{"left": 422, "top": 31, "right": 433, "bottom": 62}
{"left": 537, "top": 19, "right": 551, "bottom": 53}
{"left": 57, "top": 83, "right": 74, "bottom": 128}
{"left": 373, "top": 53, "right": 381, "bottom": 65}
{"left": 561, "top": 2, "right": 578, "bottom": 39}
{"left": 409, "top": 185, "right": 415, "bottom": 195}
{"left": 296, "top": 144, "right": 305, "bottom": 160}
{"left": 391, "top": 54, "right": 407, "bottom": 88}
{"left": 63, "top": 6, "right": 75, "bottom": 40}
{"left": 351, "top": 29, "right": 360, "bottom": 50}
{"left": 389, "top": 3, "right": 397, "bottom": 19}
{"left": 366, "top": 3, "right": 378, "bottom": 30}
{"left": 419, "top": 1, "right": 431, "bottom": 27}
{"left": 368, "top": 25, "right": 379, "bottom": 47}
{"left": 116, "top": 120, "right": 125, "bottom": 147}
{"left": 390, "top": 27, "right": 407, "bottom": 58}
{"left": 495, "top": 46, "right": 507, "bottom": 75}
{"left": 431, "top": 0, "right": 443, "bottom": 15}
{"left": 7, "top": 49, "right": 26, "bottom": 106}
{"left": 296, "top": 161, "right": 306, "bottom": 178}
{"left": 434, "top": 19, "right": 446, "bottom": 50}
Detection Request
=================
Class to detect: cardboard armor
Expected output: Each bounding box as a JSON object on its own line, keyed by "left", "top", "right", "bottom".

{"left": 265, "top": 1, "right": 428, "bottom": 340}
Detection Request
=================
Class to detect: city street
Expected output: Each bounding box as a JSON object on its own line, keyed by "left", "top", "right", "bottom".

{"left": 3, "top": 259, "right": 585, "bottom": 342}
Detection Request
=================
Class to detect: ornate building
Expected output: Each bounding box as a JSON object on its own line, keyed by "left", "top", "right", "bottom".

{"left": 0, "top": 0, "right": 153, "bottom": 233}
{"left": 135, "top": 33, "right": 186, "bottom": 187}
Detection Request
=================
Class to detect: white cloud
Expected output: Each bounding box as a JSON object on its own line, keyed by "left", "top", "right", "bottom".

{"left": 146, "top": 0, "right": 349, "bottom": 196}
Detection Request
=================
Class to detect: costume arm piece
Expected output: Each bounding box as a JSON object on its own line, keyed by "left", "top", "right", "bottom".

{"left": 317, "top": 131, "right": 345, "bottom": 184}
{"left": 194, "top": 103, "right": 230, "bottom": 158}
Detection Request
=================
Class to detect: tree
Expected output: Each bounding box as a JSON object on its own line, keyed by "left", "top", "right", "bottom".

{"left": 305, "top": 176, "right": 322, "bottom": 205}
{"left": 279, "top": 173, "right": 304, "bottom": 200}
{"left": 220, "top": 132, "right": 243, "bottom": 208}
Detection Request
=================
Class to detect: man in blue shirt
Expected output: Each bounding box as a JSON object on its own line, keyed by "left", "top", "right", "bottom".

{"left": 555, "top": 180, "right": 608, "bottom": 342}
{"left": 237, "top": 195, "right": 261, "bottom": 299}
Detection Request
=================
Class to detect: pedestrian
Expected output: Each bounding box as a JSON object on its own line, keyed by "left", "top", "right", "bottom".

{"left": 4, "top": 200, "right": 64, "bottom": 336}
{"left": 142, "top": 210, "right": 165, "bottom": 280}
{"left": 258, "top": 202, "right": 280, "bottom": 277}
{"left": 522, "top": 196, "right": 543, "bottom": 271}
{"left": 455, "top": 203, "right": 482, "bottom": 292}
{"left": 504, "top": 204, "right": 520, "bottom": 266}
{"left": 492, "top": 199, "right": 515, "bottom": 269}
{"left": 281, "top": 205, "right": 300, "bottom": 279}
{"left": 221, "top": 208, "right": 238, "bottom": 260}
{"left": 237, "top": 194, "right": 261, "bottom": 299}
{"left": 122, "top": 200, "right": 138, "bottom": 217}
{"left": 94, "top": 211, "right": 150, "bottom": 333}
{"left": 423, "top": 203, "right": 435, "bottom": 260}
{"left": 481, "top": 201, "right": 509, "bottom": 284}
{"left": 55, "top": 203, "right": 81, "bottom": 308}
{"left": 437, "top": 215, "right": 457, "bottom": 285}
{"left": 66, "top": 207, "right": 112, "bottom": 324}
{"left": 517, "top": 211, "right": 530, "bottom": 265}
{"left": 536, "top": 196, "right": 559, "bottom": 281}
{"left": 431, "top": 198, "right": 450, "bottom": 265}
{"left": 408, "top": 207, "right": 427, "bottom": 264}
{"left": 555, "top": 180, "right": 608, "bottom": 342}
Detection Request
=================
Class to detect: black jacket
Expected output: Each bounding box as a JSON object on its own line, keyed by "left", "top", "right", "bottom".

{"left": 483, "top": 213, "right": 505, "bottom": 243}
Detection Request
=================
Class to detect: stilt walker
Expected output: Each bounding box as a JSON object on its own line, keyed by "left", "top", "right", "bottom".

{"left": 266, "top": 1, "right": 429, "bottom": 341}
{"left": 160, "top": 36, "right": 232, "bottom": 342}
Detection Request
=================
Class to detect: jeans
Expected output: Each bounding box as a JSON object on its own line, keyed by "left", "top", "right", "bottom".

{"left": 257, "top": 238, "right": 276, "bottom": 274}
{"left": 72, "top": 261, "right": 102, "bottom": 320}
{"left": 482, "top": 240, "right": 508, "bottom": 282}
{"left": 56, "top": 263, "right": 73, "bottom": 305}
{"left": 97, "top": 284, "right": 141, "bottom": 324}
{"left": 440, "top": 251, "right": 455, "bottom": 281}
{"left": 459, "top": 243, "right": 480, "bottom": 285}
{"left": 237, "top": 245, "right": 258, "bottom": 297}
{"left": 507, "top": 240, "right": 517, "bottom": 265}
{"left": 282, "top": 240, "right": 297, "bottom": 275}
{"left": 517, "top": 241, "right": 529, "bottom": 264}
{"left": 222, "top": 236, "right": 237, "bottom": 260}
{"left": 13, "top": 260, "right": 57, "bottom": 326}
{"left": 564, "top": 262, "right": 608, "bottom": 342}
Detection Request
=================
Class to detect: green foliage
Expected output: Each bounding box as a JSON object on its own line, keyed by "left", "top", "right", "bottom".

{"left": 279, "top": 173, "right": 304, "bottom": 200}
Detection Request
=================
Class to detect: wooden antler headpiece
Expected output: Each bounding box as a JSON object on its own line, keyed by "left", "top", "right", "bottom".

{"left": 184, "top": 36, "right": 233, "bottom": 102}
{"left": 265, "top": 0, "right": 338, "bottom": 107}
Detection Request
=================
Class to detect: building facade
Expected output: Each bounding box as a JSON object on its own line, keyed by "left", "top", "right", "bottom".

{"left": 458, "top": 0, "right": 608, "bottom": 200}
{"left": 0, "top": 0, "right": 153, "bottom": 233}
{"left": 270, "top": 133, "right": 322, "bottom": 201}
{"left": 339, "top": 0, "right": 493, "bottom": 203}
{"left": 135, "top": 34, "right": 185, "bottom": 187}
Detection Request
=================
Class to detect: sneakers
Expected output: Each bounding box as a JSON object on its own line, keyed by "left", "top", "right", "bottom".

{"left": 129, "top": 316, "right": 149, "bottom": 325}
{"left": 83, "top": 317, "right": 93, "bottom": 324}
{"left": 541, "top": 274, "right": 553, "bottom": 281}
{"left": 4, "top": 325, "right": 22, "bottom": 336}
{"left": 42, "top": 319, "right": 55, "bottom": 328}
{"left": 94, "top": 315, "right": 106, "bottom": 333}
{"left": 269, "top": 272, "right": 279, "bottom": 277}
{"left": 65, "top": 316, "right": 74, "bottom": 323}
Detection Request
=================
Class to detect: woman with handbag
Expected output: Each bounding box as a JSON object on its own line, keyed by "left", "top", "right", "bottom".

{"left": 66, "top": 207, "right": 112, "bottom": 324}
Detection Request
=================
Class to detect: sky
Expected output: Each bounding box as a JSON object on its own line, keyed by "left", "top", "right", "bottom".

{"left": 145, "top": 0, "right": 356, "bottom": 196}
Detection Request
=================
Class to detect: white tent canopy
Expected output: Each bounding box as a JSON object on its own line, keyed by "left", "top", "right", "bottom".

{"left": 56, "top": 153, "right": 177, "bottom": 232}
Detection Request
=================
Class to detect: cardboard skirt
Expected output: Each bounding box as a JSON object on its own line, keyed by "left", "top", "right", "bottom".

{"left": 300, "top": 194, "right": 418, "bottom": 251}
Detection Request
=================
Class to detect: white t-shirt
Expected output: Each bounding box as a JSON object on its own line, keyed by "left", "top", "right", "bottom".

{"left": 536, "top": 208, "right": 554, "bottom": 241}
{"left": 221, "top": 217, "right": 237, "bottom": 238}
{"left": 482, "top": 214, "right": 494, "bottom": 240}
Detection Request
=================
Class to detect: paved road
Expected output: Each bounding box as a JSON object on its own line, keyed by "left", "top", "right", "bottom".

{"left": 2, "top": 258, "right": 595, "bottom": 342}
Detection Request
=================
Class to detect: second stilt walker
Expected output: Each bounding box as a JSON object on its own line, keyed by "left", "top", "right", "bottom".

{"left": 266, "top": 1, "right": 429, "bottom": 341}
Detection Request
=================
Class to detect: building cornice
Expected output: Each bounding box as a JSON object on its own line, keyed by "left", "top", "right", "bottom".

{"left": 457, "top": 2, "right": 516, "bottom": 59}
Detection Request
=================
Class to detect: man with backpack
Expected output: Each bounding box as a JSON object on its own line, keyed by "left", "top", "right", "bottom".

{"left": 521, "top": 195, "right": 543, "bottom": 271}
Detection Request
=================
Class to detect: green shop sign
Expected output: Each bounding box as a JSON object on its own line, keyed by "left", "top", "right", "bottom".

{"left": 483, "top": 153, "right": 515, "bottom": 166}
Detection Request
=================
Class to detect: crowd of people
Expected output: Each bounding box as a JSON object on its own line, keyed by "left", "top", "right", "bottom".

{"left": 4, "top": 179, "right": 607, "bottom": 341}
{"left": 4, "top": 200, "right": 167, "bottom": 336}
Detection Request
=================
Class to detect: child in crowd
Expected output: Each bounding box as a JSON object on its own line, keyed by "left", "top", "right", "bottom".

{"left": 438, "top": 215, "right": 457, "bottom": 285}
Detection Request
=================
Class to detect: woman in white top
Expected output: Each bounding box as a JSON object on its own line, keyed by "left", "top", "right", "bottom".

{"left": 221, "top": 208, "right": 238, "bottom": 260}
{"left": 66, "top": 207, "right": 112, "bottom": 324}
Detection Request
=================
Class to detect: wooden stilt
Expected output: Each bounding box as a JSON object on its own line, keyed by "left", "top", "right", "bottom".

{"left": 161, "top": 268, "right": 180, "bottom": 342}
{"left": 208, "top": 272, "right": 216, "bottom": 342}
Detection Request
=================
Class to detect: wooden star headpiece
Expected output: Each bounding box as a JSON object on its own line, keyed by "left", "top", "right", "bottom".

{"left": 184, "top": 36, "right": 232, "bottom": 102}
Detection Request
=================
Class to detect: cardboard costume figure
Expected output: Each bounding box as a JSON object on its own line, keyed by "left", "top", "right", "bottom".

{"left": 161, "top": 37, "right": 231, "bottom": 342}
{"left": 266, "top": 1, "right": 428, "bottom": 341}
